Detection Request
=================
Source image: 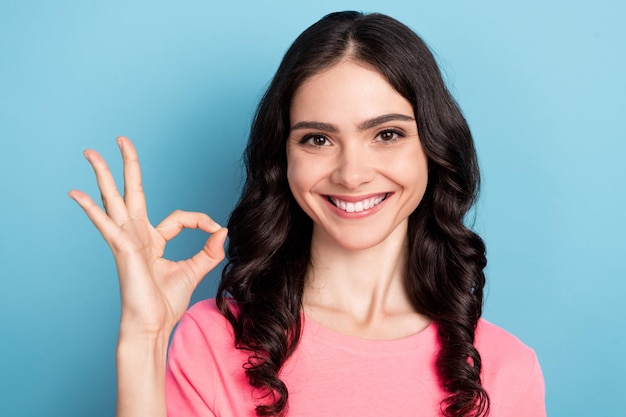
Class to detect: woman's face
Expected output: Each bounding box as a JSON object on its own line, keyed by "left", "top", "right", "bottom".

{"left": 286, "top": 60, "right": 428, "bottom": 251}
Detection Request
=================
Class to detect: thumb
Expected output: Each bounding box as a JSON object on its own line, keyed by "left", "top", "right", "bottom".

{"left": 186, "top": 227, "right": 228, "bottom": 287}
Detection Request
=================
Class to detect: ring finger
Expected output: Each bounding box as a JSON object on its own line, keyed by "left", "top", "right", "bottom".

{"left": 84, "top": 149, "right": 129, "bottom": 224}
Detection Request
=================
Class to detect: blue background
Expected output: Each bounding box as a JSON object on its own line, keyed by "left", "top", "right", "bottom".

{"left": 1, "top": 1, "right": 624, "bottom": 416}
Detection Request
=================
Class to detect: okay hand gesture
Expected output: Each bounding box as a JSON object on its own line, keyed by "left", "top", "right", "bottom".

{"left": 69, "top": 137, "right": 227, "bottom": 336}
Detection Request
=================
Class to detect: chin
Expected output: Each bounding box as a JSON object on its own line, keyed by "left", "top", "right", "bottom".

{"left": 327, "top": 230, "right": 395, "bottom": 252}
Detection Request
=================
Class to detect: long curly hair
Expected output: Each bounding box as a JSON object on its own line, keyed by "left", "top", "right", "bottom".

{"left": 217, "top": 11, "right": 489, "bottom": 417}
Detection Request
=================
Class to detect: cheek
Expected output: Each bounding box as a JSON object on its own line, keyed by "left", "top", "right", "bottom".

{"left": 286, "top": 149, "right": 322, "bottom": 192}
{"left": 286, "top": 162, "right": 319, "bottom": 221}
{"left": 286, "top": 155, "right": 301, "bottom": 192}
{"left": 395, "top": 148, "right": 429, "bottom": 196}
{"left": 413, "top": 163, "right": 429, "bottom": 195}
{"left": 285, "top": 147, "right": 297, "bottom": 187}
{"left": 286, "top": 154, "right": 310, "bottom": 206}
{"left": 387, "top": 144, "right": 428, "bottom": 174}
{"left": 286, "top": 151, "right": 331, "bottom": 222}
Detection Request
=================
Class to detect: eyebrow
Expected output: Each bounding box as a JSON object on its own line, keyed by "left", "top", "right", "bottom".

{"left": 290, "top": 113, "right": 415, "bottom": 133}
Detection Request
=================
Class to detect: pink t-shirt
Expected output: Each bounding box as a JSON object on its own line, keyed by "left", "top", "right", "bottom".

{"left": 166, "top": 299, "right": 545, "bottom": 416}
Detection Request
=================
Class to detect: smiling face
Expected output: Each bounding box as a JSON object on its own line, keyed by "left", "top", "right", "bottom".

{"left": 286, "top": 60, "right": 429, "bottom": 251}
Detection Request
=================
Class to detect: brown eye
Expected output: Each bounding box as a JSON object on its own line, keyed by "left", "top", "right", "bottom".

{"left": 375, "top": 129, "right": 403, "bottom": 143}
{"left": 302, "top": 135, "right": 330, "bottom": 147}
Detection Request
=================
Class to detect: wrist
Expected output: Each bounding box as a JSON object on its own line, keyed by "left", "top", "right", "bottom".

{"left": 117, "top": 312, "right": 175, "bottom": 340}
{"left": 117, "top": 325, "right": 170, "bottom": 353}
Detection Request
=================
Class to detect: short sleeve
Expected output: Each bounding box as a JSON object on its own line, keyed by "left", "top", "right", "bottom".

{"left": 165, "top": 300, "right": 254, "bottom": 417}
{"left": 509, "top": 352, "right": 546, "bottom": 417}
{"left": 166, "top": 312, "right": 217, "bottom": 417}
{"left": 475, "top": 320, "right": 547, "bottom": 416}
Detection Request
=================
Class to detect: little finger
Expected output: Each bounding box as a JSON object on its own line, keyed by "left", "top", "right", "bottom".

{"left": 68, "top": 190, "right": 123, "bottom": 245}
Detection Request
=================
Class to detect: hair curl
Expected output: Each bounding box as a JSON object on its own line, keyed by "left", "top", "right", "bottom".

{"left": 217, "top": 11, "right": 489, "bottom": 417}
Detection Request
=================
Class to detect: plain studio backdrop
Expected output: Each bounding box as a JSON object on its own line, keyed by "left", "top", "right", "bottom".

{"left": 0, "top": 1, "right": 624, "bottom": 416}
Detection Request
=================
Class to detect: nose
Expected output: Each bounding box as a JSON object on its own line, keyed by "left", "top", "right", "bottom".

{"left": 330, "top": 144, "right": 376, "bottom": 190}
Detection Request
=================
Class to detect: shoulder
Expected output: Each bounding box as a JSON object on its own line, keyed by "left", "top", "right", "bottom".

{"left": 475, "top": 319, "right": 536, "bottom": 361}
{"left": 183, "top": 298, "right": 230, "bottom": 328}
{"left": 476, "top": 319, "right": 546, "bottom": 416}
{"left": 166, "top": 299, "right": 254, "bottom": 416}
{"left": 475, "top": 318, "right": 539, "bottom": 379}
{"left": 172, "top": 298, "right": 236, "bottom": 349}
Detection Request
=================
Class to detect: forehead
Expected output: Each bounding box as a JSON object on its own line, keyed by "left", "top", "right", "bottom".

{"left": 290, "top": 61, "right": 414, "bottom": 125}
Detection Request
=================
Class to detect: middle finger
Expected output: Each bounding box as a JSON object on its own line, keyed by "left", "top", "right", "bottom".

{"left": 118, "top": 136, "right": 148, "bottom": 219}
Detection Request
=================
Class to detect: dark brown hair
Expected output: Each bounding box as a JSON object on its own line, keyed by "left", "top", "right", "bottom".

{"left": 217, "top": 11, "right": 489, "bottom": 417}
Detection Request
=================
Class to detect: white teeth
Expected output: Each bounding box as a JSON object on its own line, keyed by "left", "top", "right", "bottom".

{"left": 330, "top": 194, "right": 387, "bottom": 213}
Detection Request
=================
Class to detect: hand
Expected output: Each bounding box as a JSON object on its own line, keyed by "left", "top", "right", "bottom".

{"left": 69, "top": 136, "right": 227, "bottom": 336}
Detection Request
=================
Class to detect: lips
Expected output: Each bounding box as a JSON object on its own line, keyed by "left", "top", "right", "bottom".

{"left": 327, "top": 193, "right": 389, "bottom": 213}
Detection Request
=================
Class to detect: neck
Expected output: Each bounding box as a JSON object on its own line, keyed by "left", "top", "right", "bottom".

{"left": 303, "top": 221, "right": 429, "bottom": 338}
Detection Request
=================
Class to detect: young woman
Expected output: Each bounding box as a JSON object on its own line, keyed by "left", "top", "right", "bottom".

{"left": 70, "top": 11, "right": 545, "bottom": 417}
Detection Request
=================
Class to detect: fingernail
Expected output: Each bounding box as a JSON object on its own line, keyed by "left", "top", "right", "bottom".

{"left": 117, "top": 137, "right": 124, "bottom": 149}
{"left": 83, "top": 150, "right": 90, "bottom": 161}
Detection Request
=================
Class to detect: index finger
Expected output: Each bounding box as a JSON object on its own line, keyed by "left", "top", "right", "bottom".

{"left": 155, "top": 210, "right": 222, "bottom": 242}
{"left": 118, "top": 136, "right": 148, "bottom": 218}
